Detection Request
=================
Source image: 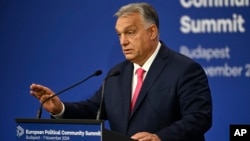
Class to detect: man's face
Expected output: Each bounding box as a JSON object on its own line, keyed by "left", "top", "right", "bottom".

{"left": 115, "top": 13, "right": 155, "bottom": 65}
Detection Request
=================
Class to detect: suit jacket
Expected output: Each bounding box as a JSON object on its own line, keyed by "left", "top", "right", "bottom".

{"left": 63, "top": 42, "right": 212, "bottom": 141}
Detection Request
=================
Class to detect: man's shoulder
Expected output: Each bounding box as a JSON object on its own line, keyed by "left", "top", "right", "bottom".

{"left": 160, "top": 43, "right": 204, "bottom": 73}
{"left": 160, "top": 42, "right": 196, "bottom": 65}
{"left": 109, "top": 60, "right": 132, "bottom": 72}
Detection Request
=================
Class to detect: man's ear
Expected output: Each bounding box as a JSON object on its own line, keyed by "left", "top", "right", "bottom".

{"left": 149, "top": 24, "right": 158, "bottom": 40}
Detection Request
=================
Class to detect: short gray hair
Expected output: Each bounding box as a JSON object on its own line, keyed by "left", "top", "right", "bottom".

{"left": 114, "top": 2, "right": 159, "bottom": 29}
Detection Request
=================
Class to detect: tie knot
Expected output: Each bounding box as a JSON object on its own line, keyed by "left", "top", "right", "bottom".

{"left": 136, "top": 68, "right": 145, "bottom": 78}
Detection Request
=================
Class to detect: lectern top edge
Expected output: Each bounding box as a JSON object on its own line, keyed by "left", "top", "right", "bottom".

{"left": 15, "top": 118, "right": 104, "bottom": 125}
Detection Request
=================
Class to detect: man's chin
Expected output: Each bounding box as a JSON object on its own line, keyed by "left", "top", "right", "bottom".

{"left": 125, "top": 55, "right": 135, "bottom": 61}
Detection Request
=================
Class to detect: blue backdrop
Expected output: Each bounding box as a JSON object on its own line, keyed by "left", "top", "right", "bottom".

{"left": 1, "top": 0, "right": 249, "bottom": 140}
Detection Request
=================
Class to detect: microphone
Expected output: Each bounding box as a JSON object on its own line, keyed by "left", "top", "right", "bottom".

{"left": 36, "top": 70, "right": 102, "bottom": 119}
{"left": 96, "top": 71, "right": 120, "bottom": 120}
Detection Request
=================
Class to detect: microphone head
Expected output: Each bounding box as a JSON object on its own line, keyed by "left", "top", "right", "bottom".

{"left": 94, "top": 70, "right": 102, "bottom": 76}
{"left": 112, "top": 71, "right": 120, "bottom": 76}
{"left": 105, "top": 71, "right": 120, "bottom": 79}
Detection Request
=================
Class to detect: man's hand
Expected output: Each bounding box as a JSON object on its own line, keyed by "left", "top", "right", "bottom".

{"left": 30, "top": 83, "right": 63, "bottom": 115}
{"left": 131, "top": 132, "right": 161, "bottom": 141}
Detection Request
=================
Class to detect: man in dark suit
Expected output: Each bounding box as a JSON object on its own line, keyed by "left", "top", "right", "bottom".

{"left": 30, "top": 2, "right": 212, "bottom": 141}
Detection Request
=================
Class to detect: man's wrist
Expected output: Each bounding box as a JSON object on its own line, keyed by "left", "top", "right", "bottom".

{"left": 51, "top": 102, "right": 65, "bottom": 119}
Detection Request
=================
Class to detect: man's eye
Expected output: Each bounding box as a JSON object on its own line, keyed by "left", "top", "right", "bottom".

{"left": 127, "top": 31, "right": 135, "bottom": 35}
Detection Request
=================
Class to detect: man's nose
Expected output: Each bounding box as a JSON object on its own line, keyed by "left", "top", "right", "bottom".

{"left": 120, "top": 34, "right": 129, "bottom": 46}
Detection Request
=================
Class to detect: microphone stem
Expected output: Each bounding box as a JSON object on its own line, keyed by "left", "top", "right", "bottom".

{"left": 36, "top": 73, "right": 96, "bottom": 119}
{"left": 96, "top": 80, "right": 105, "bottom": 120}
{"left": 95, "top": 71, "right": 120, "bottom": 120}
{"left": 54, "top": 74, "right": 96, "bottom": 96}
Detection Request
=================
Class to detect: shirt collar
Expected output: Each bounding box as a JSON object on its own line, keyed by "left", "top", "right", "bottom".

{"left": 133, "top": 42, "right": 161, "bottom": 74}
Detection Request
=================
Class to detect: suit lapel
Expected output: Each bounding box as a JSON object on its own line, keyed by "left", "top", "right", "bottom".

{"left": 120, "top": 63, "right": 134, "bottom": 122}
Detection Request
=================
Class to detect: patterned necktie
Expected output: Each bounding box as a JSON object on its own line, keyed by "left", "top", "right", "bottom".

{"left": 131, "top": 68, "right": 145, "bottom": 111}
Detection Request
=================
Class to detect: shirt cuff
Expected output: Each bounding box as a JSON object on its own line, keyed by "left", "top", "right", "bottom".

{"left": 51, "top": 102, "right": 65, "bottom": 119}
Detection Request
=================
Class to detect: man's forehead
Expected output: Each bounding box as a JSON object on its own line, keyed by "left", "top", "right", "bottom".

{"left": 115, "top": 23, "right": 136, "bottom": 31}
{"left": 115, "top": 14, "right": 141, "bottom": 31}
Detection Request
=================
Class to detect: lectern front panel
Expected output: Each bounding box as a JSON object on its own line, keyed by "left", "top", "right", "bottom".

{"left": 16, "top": 119, "right": 103, "bottom": 141}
